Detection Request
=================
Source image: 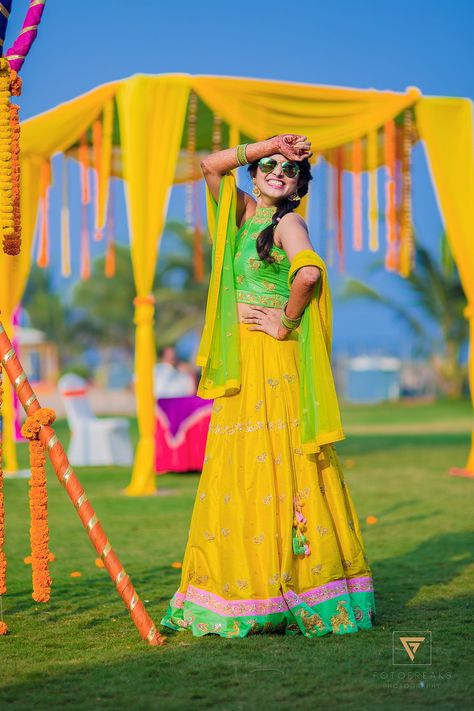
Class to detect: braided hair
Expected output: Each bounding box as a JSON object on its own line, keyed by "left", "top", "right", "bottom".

{"left": 247, "top": 156, "right": 313, "bottom": 264}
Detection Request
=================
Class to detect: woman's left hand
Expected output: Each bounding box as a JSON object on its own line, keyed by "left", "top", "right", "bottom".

{"left": 242, "top": 306, "right": 291, "bottom": 341}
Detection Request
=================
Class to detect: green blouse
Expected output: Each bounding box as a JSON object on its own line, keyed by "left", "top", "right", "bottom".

{"left": 233, "top": 206, "right": 290, "bottom": 308}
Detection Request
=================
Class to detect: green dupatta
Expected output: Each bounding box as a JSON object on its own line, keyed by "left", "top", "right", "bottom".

{"left": 196, "top": 173, "right": 345, "bottom": 453}
{"left": 289, "top": 250, "right": 345, "bottom": 453}
{"left": 195, "top": 173, "right": 241, "bottom": 398}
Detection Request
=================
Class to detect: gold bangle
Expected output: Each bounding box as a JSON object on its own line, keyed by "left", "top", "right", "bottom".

{"left": 236, "top": 143, "right": 249, "bottom": 166}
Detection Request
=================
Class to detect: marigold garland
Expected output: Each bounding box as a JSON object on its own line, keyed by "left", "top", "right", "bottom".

{"left": 0, "top": 58, "right": 15, "bottom": 256}
{"left": 0, "top": 365, "right": 7, "bottom": 634}
{"left": 9, "top": 69, "right": 21, "bottom": 256}
{"left": 21, "top": 408, "right": 56, "bottom": 604}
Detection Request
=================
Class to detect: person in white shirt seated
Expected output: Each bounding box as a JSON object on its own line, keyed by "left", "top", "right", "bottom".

{"left": 153, "top": 346, "right": 196, "bottom": 399}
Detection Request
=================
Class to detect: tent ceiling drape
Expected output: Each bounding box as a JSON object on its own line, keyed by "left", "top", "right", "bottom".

{"left": 0, "top": 73, "right": 472, "bottom": 490}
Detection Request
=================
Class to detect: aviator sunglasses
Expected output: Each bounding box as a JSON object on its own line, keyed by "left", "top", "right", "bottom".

{"left": 258, "top": 157, "right": 300, "bottom": 178}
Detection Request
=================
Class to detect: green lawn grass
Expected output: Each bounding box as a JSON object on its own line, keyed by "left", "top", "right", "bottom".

{"left": 1, "top": 402, "right": 473, "bottom": 710}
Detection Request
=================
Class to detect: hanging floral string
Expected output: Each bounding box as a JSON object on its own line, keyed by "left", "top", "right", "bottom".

{"left": 335, "top": 146, "right": 344, "bottom": 272}
{"left": 394, "top": 122, "right": 403, "bottom": 266}
{"left": 185, "top": 91, "right": 197, "bottom": 231}
{"left": 384, "top": 119, "right": 397, "bottom": 271}
{"left": 211, "top": 112, "right": 222, "bottom": 153}
{"left": 104, "top": 178, "right": 115, "bottom": 278}
{"left": 0, "top": 1, "right": 47, "bottom": 256}
{"left": 79, "top": 127, "right": 92, "bottom": 280}
{"left": 96, "top": 99, "right": 113, "bottom": 236}
{"left": 185, "top": 92, "right": 204, "bottom": 281}
{"left": 21, "top": 408, "right": 56, "bottom": 604}
{"left": 325, "top": 151, "right": 335, "bottom": 267}
{"left": 60, "top": 154, "right": 71, "bottom": 277}
{"left": 80, "top": 199, "right": 90, "bottom": 280}
{"left": 399, "top": 108, "right": 414, "bottom": 277}
{"left": 193, "top": 183, "right": 204, "bottom": 283}
{"left": 0, "top": 58, "right": 14, "bottom": 256}
{"left": 79, "top": 132, "right": 90, "bottom": 205}
{"left": 0, "top": 364, "right": 7, "bottom": 634}
{"left": 367, "top": 128, "right": 379, "bottom": 252}
{"left": 8, "top": 69, "right": 21, "bottom": 255}
{"left": 37, "top": 160, "right": 51, "bottom": 268}
{"left": 92, "top": 117, "right": 103, "bottom": 241}
{"left": 351, "top": 137, "right": 363, "bottom": 251}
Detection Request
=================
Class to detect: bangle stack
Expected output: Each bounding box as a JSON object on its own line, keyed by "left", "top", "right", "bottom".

{"left": 236, "top": 143, "right": 249, "bottom": 166}
{"left": 280, "top": 302, "right": 302, "bottom": 330}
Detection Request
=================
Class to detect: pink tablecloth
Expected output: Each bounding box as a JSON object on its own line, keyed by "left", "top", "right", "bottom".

{"left": 154, "top": 395, "right": 213, "bottom": 474}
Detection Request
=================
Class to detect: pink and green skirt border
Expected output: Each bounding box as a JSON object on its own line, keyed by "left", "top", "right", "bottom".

{"left": 160, "top": 575, "right": 375, "bottom": 638}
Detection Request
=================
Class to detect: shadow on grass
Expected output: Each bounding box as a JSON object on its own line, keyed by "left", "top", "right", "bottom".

{"left": 2, "top": 531, "right": 473, "bottom": 709}
{"left": 372, "top": 529, "right": 474, "bottom": 628}
{"left": 338, "top": 432, "right": 470, "bottom": 457}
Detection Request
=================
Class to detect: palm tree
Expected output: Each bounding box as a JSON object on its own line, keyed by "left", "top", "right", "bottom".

{"left": 72, "top": 244, "right": 136, "bottom": 352}
{"left": 71, "top": 223, "right": 212, "bottom": 353}
{"left": 153, "top": 221, "right": 211, "bottom": 349}
{"left": 23, "top": 265, "right": 72, "bottom": 366}
{"left": 340, "top": 240, "right": 468, "bottom": 398}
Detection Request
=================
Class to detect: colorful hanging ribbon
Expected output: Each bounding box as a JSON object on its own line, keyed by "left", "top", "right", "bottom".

{"left": 367, "top": 129, "right": 379, "bottom": 252}
{"left": 351, "top": 137, "right": 363, "bottom": 251}
{"left": 37, "top": 160, "right": 51, "bottom": 268}
{"left": 384, "top": 119, "right": 397, "bottom": 271}
{"left": 92, "top": 118, "right": 102, "bottom": 240}
{"left": 104, "top": 178, "right": 115, "bottom": 278}
{"left": 80, "top": 200, "right": 90, "bottom": 280}
{"left": 335, "top": 146, "right": 344, "bottom": 272}
{"left": 399, "top": 109, "right": 414, "bottom": 277}
{"left": 60, "top": 154, "right": 71, "bottom": 277}
{"left": 325, "top": 151, "right": 335, "bottom": 267}
{"left": 95, "top": 99, "right": 113, "bottom": 236}
{"left": 79, "top": 132, "right": 90, "bottom": 205}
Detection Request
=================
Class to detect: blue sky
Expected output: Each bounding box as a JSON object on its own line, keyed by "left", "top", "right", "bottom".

{"left": 9, "top": 0, "right": 474, "bottom": 357}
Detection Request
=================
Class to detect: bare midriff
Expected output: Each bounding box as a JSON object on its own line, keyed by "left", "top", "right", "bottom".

{"left": 237, "top": 302, "right": 282, "bottom": 323}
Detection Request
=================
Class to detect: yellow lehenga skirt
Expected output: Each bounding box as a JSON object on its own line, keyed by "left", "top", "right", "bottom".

{"left": 160, "top": 324, "right": 376, "bottom": 638}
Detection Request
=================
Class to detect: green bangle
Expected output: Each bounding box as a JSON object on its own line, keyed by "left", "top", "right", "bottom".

{"left": 236, "top": 143, "right": 249, "bottom": 166}
{"left": 281, "top": 302, "right": 302, "bottom": 330}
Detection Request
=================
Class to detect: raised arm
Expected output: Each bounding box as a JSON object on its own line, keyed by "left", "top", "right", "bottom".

{"left": 200, "top": 135, "right": 312, "bottom": 228}
{"left": 200, "top": 137, "right": 278, "bottom": 227}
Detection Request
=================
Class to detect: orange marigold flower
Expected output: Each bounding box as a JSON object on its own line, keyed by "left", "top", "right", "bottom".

{"left": 70, "top": 571, "right": 82, "bottom": 578}
{"left": 366, "top": 515, "right": 378, "bottom": 525}
{"left": 171, "top": 562, "right": 183, "bottom": 569}
{"left": 0, "top": 621, "right": 9, "bottom": 635}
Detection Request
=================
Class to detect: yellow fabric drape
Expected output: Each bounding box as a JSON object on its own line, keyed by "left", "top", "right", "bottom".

{"left": 21, "top": 81, "right": 120, "bottom": 158}
{"left": 416, "top": 97, "right": 474, "bottom": 472}
{"left": 117, "top": 75, "right": 190, "bottom": 495}
{"left": 0, "top": 156, "right": 42, "bottom": 471}
{"left": 192, "top": 76, "right": 421, "bottom": 153}
{"left": 3, "top": 73, "right": 471, "bottom": 482}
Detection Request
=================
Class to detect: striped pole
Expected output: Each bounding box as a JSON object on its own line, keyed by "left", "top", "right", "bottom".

{"left": 5, "top": 0, "right": 47, "bottom": 73}
{"left": 0, "top": 321, "right": 165, "bottom": 645}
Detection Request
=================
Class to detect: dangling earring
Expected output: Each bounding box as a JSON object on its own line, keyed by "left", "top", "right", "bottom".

{"left": 252, "top": 179, "right": 261, "bottom": 198}
{"left": 289, "top": 192, "right": 300, "bottom": 202}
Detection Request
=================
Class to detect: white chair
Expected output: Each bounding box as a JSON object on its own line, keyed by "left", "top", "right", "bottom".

{"left": 57, "top": 374, "right": 133, "bottom": 467}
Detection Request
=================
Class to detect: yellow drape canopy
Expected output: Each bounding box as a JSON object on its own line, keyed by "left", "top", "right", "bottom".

{"left": 1, "top": 73, "right": 472, "bottom": 488}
